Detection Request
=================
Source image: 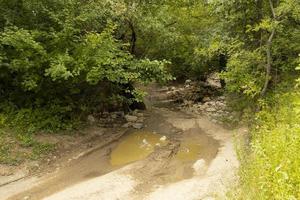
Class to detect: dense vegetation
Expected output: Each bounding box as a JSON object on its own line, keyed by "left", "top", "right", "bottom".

{"left": 0, "top": 0, "right": 174, "bottom": 133}
{"left": 235, "top": 90, "right": 300, "bottom": 199}
{"left": 0, "top": 0, "right": 300, "bottom": 199}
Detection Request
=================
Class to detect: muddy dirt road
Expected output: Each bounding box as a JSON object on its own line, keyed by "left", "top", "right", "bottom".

{"left": 2, "top": 86, "right": 240, "bottom": 200}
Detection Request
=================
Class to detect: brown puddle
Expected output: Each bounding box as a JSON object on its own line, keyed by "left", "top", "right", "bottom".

{"left": 110, "top": 131, "right": 168, "bottom": 166}
{"left": 111, "top": 130, "right": 209, "bottom": 167}
{"left": 175, "top": 140, "right": 202, "bottom": 161}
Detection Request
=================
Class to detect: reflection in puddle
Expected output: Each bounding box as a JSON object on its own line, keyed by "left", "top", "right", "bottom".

{"left": 110, "top": 131, "right": 167, "bottom": 166}
{"left": 176, "top": 140, "right": 202, "bottom": 161}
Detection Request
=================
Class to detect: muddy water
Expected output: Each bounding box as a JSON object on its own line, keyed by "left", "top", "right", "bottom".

{"left": 110, "top": 131, "right": 168, "bottom": 166}
{"left": 111, "top": 131, "right": 205, "bottom": 166}
{"left": 175, "top": 140, "right": 202, "bottom": 161}
{"left": 7, "top": 101, "right": 220, "bottom": 200}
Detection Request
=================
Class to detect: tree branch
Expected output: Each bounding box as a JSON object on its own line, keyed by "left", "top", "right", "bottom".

{"left": 269, "top": 0, "right": 276, "bottom": 19}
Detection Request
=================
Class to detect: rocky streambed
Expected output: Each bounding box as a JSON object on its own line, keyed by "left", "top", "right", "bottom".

{"left": 1, "top": 80, "right": 241, "bottom": 200}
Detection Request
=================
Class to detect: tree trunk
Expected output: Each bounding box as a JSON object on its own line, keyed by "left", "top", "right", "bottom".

{"left": 128, "top": 20, "right": 136, "bottom": 54}
{"left": 261, "top": 0, "right": 276, "bottom": 96}
{"left": 261, "top": 30, "right": 275, "bottom": 96}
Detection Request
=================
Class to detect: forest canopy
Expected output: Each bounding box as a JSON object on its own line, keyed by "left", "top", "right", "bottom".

{"left": 1, "top": 0, "right": 300, "bottom": 129}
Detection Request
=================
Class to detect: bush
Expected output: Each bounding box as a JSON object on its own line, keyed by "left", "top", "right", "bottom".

{"left": 0, "top": 0, "right": 172, "bottom": 134}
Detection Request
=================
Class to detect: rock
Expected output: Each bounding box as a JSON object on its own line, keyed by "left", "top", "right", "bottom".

{"left": 206, "top": 73, "right": 222, "bottom": 88}
{"left": 204, "top": 102, "right": 210, "bottom": 107}
{"left": 193, "top": 159, "right": 207, "bottom": 175}
{"left": 158, "top": 86, "right": 169, "bottom": 92}
{"left": 122, "top": 123, "right": 132, "bottom": 128}
{"left": 110, "top": 113, "right": 117, "bottom": 119}
{"left": 93, "top": 131, "right": 104, "bottom": 137}
{"left": 209, "top": 101, "right": 216, "bottom": 106}
{"left": 87, "top": 115, "right": 96, "bottom": 124}
{"left": 216, "top": 102, "right": 225, "bottom": 107}
{"left": 212, "top": 119, "right": 218, "bottom": 123}
{"left": 206, "top": 107, "right": 216, "bottom": 112}
{"left": 136, "top": 118, "right": 144, "bottom": 123}
{"left": 183, "top": 100, "right": 193, "bottom": 106}
{"left": 132, "top": 109, "right": 139, "bottom": 115}
{"left": 28, "top": 161, "right": 39, "bottom": 168}
{"left": 124, "top": 115, "right": 138, "bottom": 122}
{"left": 202, "top": 96, "right": 211, "bottom": 102}
{"left": 219, "top": 96, "right": 226, "bottom": 100}
{"left": 159, "top": 136, "right": 167, "bottom": 141}
{"left": 132, "top": 123, "right": 143, "bottom": 129}
{"left": 185, "top": 79, "right": 192, "bottom": 84}
{"left": 136, "top": 112, "right": 144, "bottom": 117}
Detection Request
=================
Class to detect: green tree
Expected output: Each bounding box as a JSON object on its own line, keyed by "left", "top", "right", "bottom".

{"left": 0, "top": 0, "right": 171, "bottom": 132}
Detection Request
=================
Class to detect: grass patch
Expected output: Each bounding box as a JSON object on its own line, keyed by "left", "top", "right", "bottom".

{"left": 0, "top": 105, "right": 78, "bottom": 165}
{"left": 231, "top": 92, "right": 300, "bottom": 199}
{"left": 0, "top": 128, "right": 55, "bottom": 165}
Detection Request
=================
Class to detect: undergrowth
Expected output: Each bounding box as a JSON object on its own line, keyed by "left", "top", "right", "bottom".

{"left": 0, "top": 108, "right": 59, "bottom": 165}
{"left": 231, "top": 88, "right": 300, "bottom": 199}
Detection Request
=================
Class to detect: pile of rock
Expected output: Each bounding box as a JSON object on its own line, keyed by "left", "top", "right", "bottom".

{"left": 184, "top": 95, "right": 235, "bottom": 123}
{"left": 87, "top": 111, "right": 125, "bottom": 128}
{"left": 122, "top": 111, "right": 145, "bottom": 129}
{"left": 86, "top": 109, "right": 146, "bottom": 129}
{"left": 165, "top": 78, "right": 222, "bottom": 104}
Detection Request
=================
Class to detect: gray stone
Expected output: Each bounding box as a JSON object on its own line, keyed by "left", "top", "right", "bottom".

{"left": 192, "top": 159, "right": 206, "bottom": 174}
{"left": 202, "top": 97, "right": 211, "bottom": 102}
{"left": 206, "top": 107, "right": 216, "bottom": 112}
{"left": 219, "top": 96, "right": 226, "bottom": 100}
{"left": 212, "top": 119, "right": 218, "bottom": 123}
{"left": 136, "top": 118, "right": 144, "bottom": 123}
{"left": 160, "top": 136, "right": 167, "bottom": 141}
{"left": 87, "top": 115, "right": 96, "bottom": 123}
{"left": 136, "top": 112, "right": 144, "bottom": 117}
{"left": 122, "top": 123, "right": 132, "bottom": 128}
{"left": 185, "top": 79, "right": 192, "bottom": 84}
{"left": 124, "top": 115, "right": 138, "bottom": 122}
{"left": 110, "top": 113, "right": 117, "bottom": 119}
{"left": 132, "top": 123, "right": 143, "bottom": 129}
{"left": 28, "top": 161, "right": 39, "bottom": 168}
